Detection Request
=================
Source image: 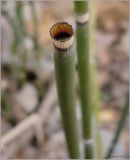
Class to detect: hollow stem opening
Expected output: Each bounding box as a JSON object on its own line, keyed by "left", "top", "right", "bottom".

{"left": 50, "top": 22, "right": 74, "bottom": 50}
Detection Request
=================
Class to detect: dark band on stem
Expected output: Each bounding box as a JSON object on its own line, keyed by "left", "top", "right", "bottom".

{"left": 76, "top": 21, "right": 89, "bottom": 26}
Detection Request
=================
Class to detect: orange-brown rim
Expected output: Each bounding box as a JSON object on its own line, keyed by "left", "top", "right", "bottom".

{"left": 50, "top": 22, "right": 74, "bottom": 42}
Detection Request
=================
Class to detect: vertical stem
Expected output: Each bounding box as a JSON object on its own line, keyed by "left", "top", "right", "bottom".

{"left": 105, "top": 96, "right": 129, "bottom": 159}
{"left": 15, "top": 2, "right": 26, "bottom": 36}
{"left": 29, "top": 1, "right": 43, "bottom": 101}
{"left": 29, "top": 1, "right": 38, "bottom": 27}
{"left": 1, "top": 9, "right": 19, "bottom": 47}
{"left": 15, "top": 1, "right": 28, "bottom": 66}
{"left": 1, "top": 2, "right": 25, "bottom": 88}
{"left": 1, "top": 91, "right": 16, "bottom": 126}
{"left": 74, "top": 1, "right": 93, "bottom": 159}
{"left": 91, "top": 64, "right": 103, "bottom": 159}
{"left": 29, "top": 1, "right": 42, "bottom": 58}
{"left": 89, "top": 1, "right": 103, "bottom": 158}
{"left": 50, "top": 22, "right": 80, "bottom": 158}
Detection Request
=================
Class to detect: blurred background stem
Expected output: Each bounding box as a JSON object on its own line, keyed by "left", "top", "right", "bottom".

{"left": 15, "top": 1, "right": 28, "bottom": 67}
{"left": 1, "top": 91, "right": 16, "bottom": 126}
{"left": 29, "top": 1, "right": 42, "bottom": 59}
{"left": 89, "top": 1, "right": 103, "bottom": 158}
{"left": 105, "top": 96, "right": 129, "bottom": 159}
{"left": 1, "top": 2, "right": 25, "bottom": 88}
{"left": 29, "top": 1, "right": 44, "bottom": 102}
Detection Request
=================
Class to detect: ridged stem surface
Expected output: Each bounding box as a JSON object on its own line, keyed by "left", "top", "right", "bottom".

{"left": 54, "top": 47, "right": 80, "bottom": 159}
{"left": 75, "top": 1, "right": 93, "bottom": 159}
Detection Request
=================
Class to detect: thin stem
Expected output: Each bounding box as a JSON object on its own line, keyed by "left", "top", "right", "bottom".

{"left": 50, "top": 22, "right": 80, "bottom": 158}
{"left": 1, "top": 3, "right": 26, "bottom": 88}
{"left": 15, "top": 2, "right": 28, "bottom": 66}
{"left": 29, "top": 1, "right": 43, "bottom": 101}
{"left": 15, "top": 2, "right": 27, "bottom": 36}
{"left": 91, "top": 64, "right": 103, "bottom": 159}
{"left": 74, "top": 1, "right": 93, "bottom": 159}
{"left": 1, "top": 11, "right": 19, "bottom": 45}
{"left": 1, "top": 91, "right": 16, "bottom": 126}
{"left": 1, "top": 3, "right": 20, "bottom": 53}
{"left": 105, "top": 96, "right": 129, "bottom": 159}
{"left": 29, "top": 1, "right": 38, "bottom": 31}
{"left": 89, "top": 1, "right": 103, "bottom": 158}
{"left": 29, "top": 1, "right": 42, "bottom": 58}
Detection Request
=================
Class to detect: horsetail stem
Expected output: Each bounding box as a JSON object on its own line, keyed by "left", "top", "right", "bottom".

{"left": 89, "top": 1, "right": 103, "bottom": 158}
{"left": 29, "top": 1, "right": 42, "bottom": 57}
{"left": 50, "top": 22, "right": 80, "bottom": 159}
{"left": 74, "top": 1, "right": 93, "bottom": 159}
{"left": 105, "top": 96, "right": 129, "bottom": 159}
{"left": 15, "top": 1, "right": 28, "bottom": 66}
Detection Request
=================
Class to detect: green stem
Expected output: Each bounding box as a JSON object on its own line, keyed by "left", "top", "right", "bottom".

{"left": 1, "top": 3, "right": 26, "bottom": 88}
{"left": 1, "top": 3, "right": 20, "bottom": 53}
{"left": 105, "top": 96, "right": 129, "bottom": 159}
{"left": 1, "top": 10, "right": 19, "bottom": 45}
{"left": 74, "top": 1, "right": 93, "bottom": 159}
{"left": 1, "top": 91, "right": 16, "bottom": 126}
{"left": 74, "top": 1, "right": 88, "bottom": 14}
{"left": 50, "top": 22, "right": 80, "bottom": 158}
{"left": 29, "top": 1, "right": 38, "bottom": 30}
{"left": 91, "top": 64, "right": 103, "bottom": 159}
{"left": 15, "top": 2, "right": 28, "bottom": 66}
{"left": 54, "top": 48, "right": 80, "bottom": 158}
{"left": 89, "top": 1, "right": 103, "bottom": 158}
{"left": 15, "top": 2, "right": 26, "bottom": 36}
{"left": 29, "top": 1, "right": 42, "bottom": 58}
{"left": 29, "top": 1, "right": 43, "bottom": 101}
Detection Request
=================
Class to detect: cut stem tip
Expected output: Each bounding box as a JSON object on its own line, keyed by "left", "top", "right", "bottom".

{"left": 50, "top": 22, "right": 74, "bottom": 50}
